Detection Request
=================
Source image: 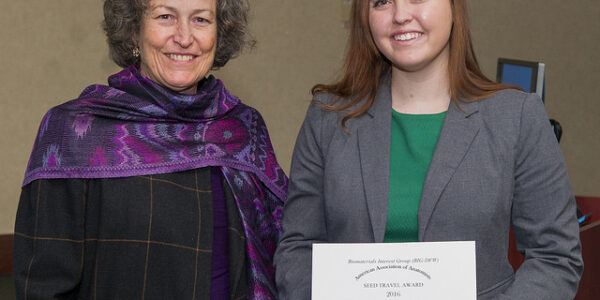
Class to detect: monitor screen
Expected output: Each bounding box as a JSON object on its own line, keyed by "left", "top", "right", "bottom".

{"left": 496, "top": 58, "right": 545, "bottom": 102}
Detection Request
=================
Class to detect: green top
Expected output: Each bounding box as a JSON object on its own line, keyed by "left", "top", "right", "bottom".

{"left": 384, "top": 110, "right": 446, "bottom": 242}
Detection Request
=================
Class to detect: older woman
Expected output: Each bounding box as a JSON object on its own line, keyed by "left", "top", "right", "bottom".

{"left": 14, "top": 0, "right": 287, "bottom": 299}
{"left": 275, "top": 0, "right": 582, "bottom": 299}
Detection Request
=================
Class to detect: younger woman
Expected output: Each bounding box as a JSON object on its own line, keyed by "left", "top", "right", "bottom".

{"left": 274, "top": 0, "right": 582, "bottom": 299}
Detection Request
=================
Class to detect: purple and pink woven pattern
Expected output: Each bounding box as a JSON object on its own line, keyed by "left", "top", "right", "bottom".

{"left": 23, "top": 65, "right": 287, "bottom": 299}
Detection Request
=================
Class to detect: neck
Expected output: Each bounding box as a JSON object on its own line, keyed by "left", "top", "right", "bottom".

{"left": 390, "top": 50, "right": 451, "bottom": 114}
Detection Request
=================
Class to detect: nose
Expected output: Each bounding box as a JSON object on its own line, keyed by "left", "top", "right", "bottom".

{"left": 173, "top": 22, "right": 193, "bottom": 48}
{"left": 392, "top": 2, "right": 413, "bottom": 25}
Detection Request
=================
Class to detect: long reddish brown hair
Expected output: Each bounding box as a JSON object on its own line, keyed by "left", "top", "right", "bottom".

{"left": 313, "top": 0, "right": 517, "bottom": 130}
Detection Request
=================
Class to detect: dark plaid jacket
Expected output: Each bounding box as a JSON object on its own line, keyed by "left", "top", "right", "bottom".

{"left": 14, "top": 167, "right": 247, "bottom": 300}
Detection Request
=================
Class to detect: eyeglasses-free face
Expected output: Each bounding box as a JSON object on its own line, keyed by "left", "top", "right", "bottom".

{"left": 138, "top": 0, "right": 217, "bottom": 95}
{"left": 368, "top": 0, "right": 453, "bottom": 74}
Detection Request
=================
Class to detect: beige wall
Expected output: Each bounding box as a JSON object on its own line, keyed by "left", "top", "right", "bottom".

{"left": 467, "top": 0, "right": 600, "bottom": 197}
{"left": 1, "top": 0, "right": 598, "bottom": 234}
{"left": 1, "top": 0, "right": 119, "bottom": 234}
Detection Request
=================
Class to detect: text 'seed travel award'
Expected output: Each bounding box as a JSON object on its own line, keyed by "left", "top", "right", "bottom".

{"left": 312, "top": 241, "right": 476, "bottom": 300}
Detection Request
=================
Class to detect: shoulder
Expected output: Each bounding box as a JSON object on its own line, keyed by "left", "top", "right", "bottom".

{"left": 231, "top": 101, "right": 260, "bottom": 116}
{"left": 308, "top": 92, "right": 356, "bottom": 125}
{"left": 477, "top": 88, "right": 536, "bottom": 112}
{"left": 301, "top": 92, "right": 349, "bottom": 137}
{"left": 472, "top": 89, "right": 550, "bottom": 143}
{"left": 35, "top": 101, "right": 77, "bottom": 139}
{"left": 476, "top": 89, "right": 546, "bottom": 123}
{"left": 27, "top": 97, "right": 94, "bottom": 169}
{"left": 313, "top": 92, "right": 340, "bottom": 106}
{"left": 40, "top": 84, "right": 100, "bottom": 127}
{"left": 291, "top": 92, "right": 361, "bottom": 161}
{"left": 229, "top": 101, "right": 271, "bottom": 130}
{"left": 479, "top": 88, "right": 544, "bottom": 111}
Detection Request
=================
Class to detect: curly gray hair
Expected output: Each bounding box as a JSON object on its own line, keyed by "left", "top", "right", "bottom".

{"left": 102, "top": 0, "right": 254, "bottom": 69}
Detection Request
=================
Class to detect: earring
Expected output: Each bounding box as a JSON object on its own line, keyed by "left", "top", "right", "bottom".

{"left": 132, "top": 47, "right": 140, "bottom": 58}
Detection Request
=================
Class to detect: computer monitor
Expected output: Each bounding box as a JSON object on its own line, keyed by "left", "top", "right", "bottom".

{"left": 496, "top": 58, "right": 545, "bottom": 103}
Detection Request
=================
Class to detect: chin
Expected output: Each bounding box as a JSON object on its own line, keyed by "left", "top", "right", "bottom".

{"left": 167, "top": 82, "right": 197, "bottom": 93}
{"left": 164, "top": 75, "right": 200, "bottom": 92}
{"left": 392, "top": 62, "right": 426, "bottom": 72}
{"left": 390, "top": 54, "right": 438, "bottom": 72}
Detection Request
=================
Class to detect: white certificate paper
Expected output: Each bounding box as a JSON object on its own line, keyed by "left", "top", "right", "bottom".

{"left": 312, "top": 241, "right": 476, "bottom": 300}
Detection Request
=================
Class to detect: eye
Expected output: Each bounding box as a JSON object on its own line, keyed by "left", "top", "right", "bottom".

{"left": 372, "top": 0, "right": 391, "bottom": 8}
{"left": 154, "top": 13, "right": 176, "bottom": 25}
{"left": 192, "top": 15, "right": 214, "bottom": 25}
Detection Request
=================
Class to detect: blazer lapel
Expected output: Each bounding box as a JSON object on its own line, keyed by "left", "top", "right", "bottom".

{"left": 357, "top": 76, "right": 392, "bottom": 243}
{"left": 418, "top": 100, "right": 480, "bottom": 240}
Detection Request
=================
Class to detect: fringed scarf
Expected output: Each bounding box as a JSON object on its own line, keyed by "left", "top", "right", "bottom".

{"left": 23, "top": 65, "right": 287, "bottom": 300}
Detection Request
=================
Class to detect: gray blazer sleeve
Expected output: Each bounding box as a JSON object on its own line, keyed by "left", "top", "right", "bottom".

{"left": 274, "top": 103, "right": 328, "bottom": 300}
{"left": 495, "top": 94, "right": 583, "bottom": 299}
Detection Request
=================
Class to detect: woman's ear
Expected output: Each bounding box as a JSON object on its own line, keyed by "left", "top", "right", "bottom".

{"left": 131, "top": 32, "right": 141, "bottom": 64}
{"left": 132, "top": 32, "right": 139, "bottom": 48}
{"left": 132, "top": 31, "right": 141, "bottom": 54}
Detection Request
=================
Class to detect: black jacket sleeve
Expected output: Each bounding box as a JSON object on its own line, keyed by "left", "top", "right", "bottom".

{"left": 14, "top": 179, "right": 87, "bottom": 300}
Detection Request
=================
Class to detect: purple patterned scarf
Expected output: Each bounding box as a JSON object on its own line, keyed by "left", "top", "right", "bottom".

{"left": 23, "top": 65, "right": 287, "bottom": 300}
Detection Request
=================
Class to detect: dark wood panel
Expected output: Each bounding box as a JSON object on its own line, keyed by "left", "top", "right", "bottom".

{"left": 574, "top": 196, "right": 600, "bottom": 300}
{"left": 575, "top": 220, "right": 600, "bottom": 300}
{"left": 0, "top": 234, "right": 13, "bottom": 275}
{"left": 576, "top": 196, "right": 600, "bottom": 224}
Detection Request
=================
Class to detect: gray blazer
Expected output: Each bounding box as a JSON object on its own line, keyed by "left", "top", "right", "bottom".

{"left": 274, "top": 75, "right": 583, "bottom": 299}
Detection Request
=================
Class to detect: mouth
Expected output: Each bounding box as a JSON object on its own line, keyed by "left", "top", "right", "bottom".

{"left": 393, "top": 32, "right": 423, "bottom": 41}
{"left": 165, "top": 53, "right": 197, "bottom": 62}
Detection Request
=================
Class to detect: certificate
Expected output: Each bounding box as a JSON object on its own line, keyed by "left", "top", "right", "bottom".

{"left": 312, "top": 241, "right": 476, "bottom": 300}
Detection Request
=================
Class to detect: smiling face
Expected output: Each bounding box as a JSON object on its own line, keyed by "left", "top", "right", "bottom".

{"left": 138, "top": 0, "right": 217, "bottom": 94}
{"left": 368, "top": 0, "right": 453, "bottom": 73}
